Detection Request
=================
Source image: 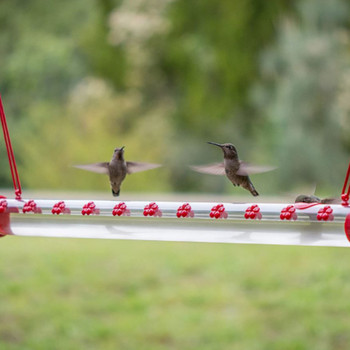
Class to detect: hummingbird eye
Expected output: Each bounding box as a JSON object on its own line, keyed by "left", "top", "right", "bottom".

{"left": 228, "top": 145, "right": 236, "bottom": 152}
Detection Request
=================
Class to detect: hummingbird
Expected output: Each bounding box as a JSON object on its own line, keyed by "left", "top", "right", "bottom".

{"left": 190, "top": 142, "right": 276, "bottom": 197}
{"left": 74, "top": 146, "right": 161, "bottom": 197}
{"left": 295, "top": 194, "right": 339, "bottom": 204}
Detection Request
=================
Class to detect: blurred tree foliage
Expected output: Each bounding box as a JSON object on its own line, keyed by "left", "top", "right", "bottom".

{"left": 157, "top": 0, "right": 292, "bottom": 135}
{"left": 251, "top": 0, "right": 350, "bottom": 194}
{"left": 0, "top": 0, "right": 93, "bottom": 187}
{"left": 0, "top": 0, "right": 349, "bottom": 196}
{"left": 93, "top": 0, "right": 293, "bottom": 192}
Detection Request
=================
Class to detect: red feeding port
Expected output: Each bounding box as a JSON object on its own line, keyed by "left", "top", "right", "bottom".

{"left": 112, "top": 202, "right": 130, "bottom": 217}
{"left": 52, "top": 201, "right": 70, "bottom": 215}
{"left": 280, "top": 205, "right": 297, "bottom": 221}
{"left": 244, "top": 204, "right": 262, "bottom": 220}
{"left": 316, "top": 206, "right": 334, "bottom": 221}
{"left": 22, "top": 200, "right": 41, "bottom": 214}
{"left": 209, "top": 204, "right": 228, "bottom": 219}
{"left": 176, "top": 203, "right": 194, "bottom": 218}
{"left": 143, "top": 202, "right": 162, "bottom": 217}
{"left": 82, "top": 201, "right": 100, "bottom": 216}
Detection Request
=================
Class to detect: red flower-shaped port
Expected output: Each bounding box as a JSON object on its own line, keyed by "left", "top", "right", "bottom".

{"left": 81, "top": 201, "right": 100, "bottom": 216}
{"left": 244, "top": 204, "right": 262, "bottom": 220}
{"left": 143, "top": 202, "right": 162, "bottom": 217}
{"left": 176, "top": 203, "right": 194, "bottom": 218}
{"left": 112, "top": 202, "right": 130, "bottom": 216}
{"left": 316, "top": 206, "right": 334, "bottom": 221}
{"left": 23, "top": 200, "right": 42, "bottom": 214}
{"left": 280, "top": 205, "right": 297, "bottom": 221}
{"left": 52, "top": 201, "right": 70, "bottom": 215}
{"left": 209, "top": 204, "right": 228, "bottom": 219}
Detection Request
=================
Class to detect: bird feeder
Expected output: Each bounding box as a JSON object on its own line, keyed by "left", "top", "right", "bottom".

{"left": 1, "top": 95, "right": 350, "bottom": 247}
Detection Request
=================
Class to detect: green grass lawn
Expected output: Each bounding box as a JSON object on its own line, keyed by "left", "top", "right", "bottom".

{"left": 1, "top": 237, "right": 350, "bottom": 349}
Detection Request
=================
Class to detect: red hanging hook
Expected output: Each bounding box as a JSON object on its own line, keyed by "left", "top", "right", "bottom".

{"left": 0, "top": 95, "right": 22, "bottom": 200}
{"left": 341, "top": 161, "right": 350, "bottom": 206}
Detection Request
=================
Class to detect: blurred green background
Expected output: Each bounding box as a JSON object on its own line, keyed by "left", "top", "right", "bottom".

{"left": 1, "top": 0, "right": 349, "bottom": 197}
{"left": 1, "top": 1, "right": 350, "bottom": 349}
{"left": 2, "top": 238, "right": 350, "bottom": 350}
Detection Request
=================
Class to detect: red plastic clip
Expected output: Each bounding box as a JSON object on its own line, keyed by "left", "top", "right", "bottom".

{"left": 344, "top": 213, "right": 350, "bottom": 242}
{"left": 0, "top": 199, "right": 8, "bottom": 214}
{"left": 81, "top": 202, "right": 99, "bottom": 216}
{"left": 244, "top": 204, "right": 262, "bottom": 220}
{"left": 209, "top": 204, "right": 227, "bottom": 219}
{"left": 316, "top": 206, "right": 334, "bottom": 221}
{"left": 22, "top": 200, "right": 41, "bottom": 214}
{"left": 112, "top": 202, "right": 130, "bottom": 216}
{"left": 176, "top": 203, "right": 194, "bottom": 218}
{"left": 52, "top": 201, "right": 70, "bottom": 215}
{"left": 0, "top": 196, "right": 12, "bottom": 237}
{"left": 280, "top": 205, "right": 297, "bottom": 221}
{"left": 143, "top": 202, "right": 162, "bottom": 217}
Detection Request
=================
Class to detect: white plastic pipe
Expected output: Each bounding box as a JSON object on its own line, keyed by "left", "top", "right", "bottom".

{"left": 1, "top": 199, "right": 349, "bottom": 247}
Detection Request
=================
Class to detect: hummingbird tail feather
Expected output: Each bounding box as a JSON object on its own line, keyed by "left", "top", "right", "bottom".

{"left": 251, "top": 189, "right": 259, "bottom": 196}
{"left": 320, "top": 198, "right": 339, "bottom": 204}
{"left": 247, "top": 179, "right": 259, "bottom": 196}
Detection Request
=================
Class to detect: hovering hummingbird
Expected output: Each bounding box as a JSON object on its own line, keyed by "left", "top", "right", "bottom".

{"left": 74, "top": 146, "right": 161, "bottom": 197}
{"left": 295, "top": 194, "right": 339, "bottom": 204}
{"left": 190, "top": 142, "right": 276, "bottom": 197}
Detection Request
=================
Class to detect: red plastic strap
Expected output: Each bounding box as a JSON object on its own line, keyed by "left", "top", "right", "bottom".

{"left": 341, "top": 161, "right": 350, "bottom": 206}
{"left": 0, "top": 211, "right": 12, "bottom": 236}
{"left": 0, "top": 95, "right": 22, "bottom": 200}
{"left": 344, "top": 213, "right": 350, "bottom": 242}
{"left": 294, "top": 202, "right": 320, "bottom": 210}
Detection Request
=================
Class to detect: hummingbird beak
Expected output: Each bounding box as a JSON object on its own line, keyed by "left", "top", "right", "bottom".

{"left": 207, "top": 141, "right": 223, "bottom": 148}
{"left": 120, "top": 146, "right": 125, "bottom": 151}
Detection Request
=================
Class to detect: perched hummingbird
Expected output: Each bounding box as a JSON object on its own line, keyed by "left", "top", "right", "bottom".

{"left": 295, "top": 194, "right": 339, "bottom": 204}
{"left": 74, "top": 146, "right": 161, "bottom": 197}
{"left": 191, "top": 142, "right": 276, "bottom": 197}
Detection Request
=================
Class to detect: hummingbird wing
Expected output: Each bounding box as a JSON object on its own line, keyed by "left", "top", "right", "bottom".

{"left": 73, "top": 162, "right": 109, "bottom": 174}
{"left": 237, "top": 162, "right": 277, "bottom": 176}
{"left": 190, "top": 163, "right": 226, "bottom": 176}
{"left": 126, "top": 162, "right": 161, "bottom": 174}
